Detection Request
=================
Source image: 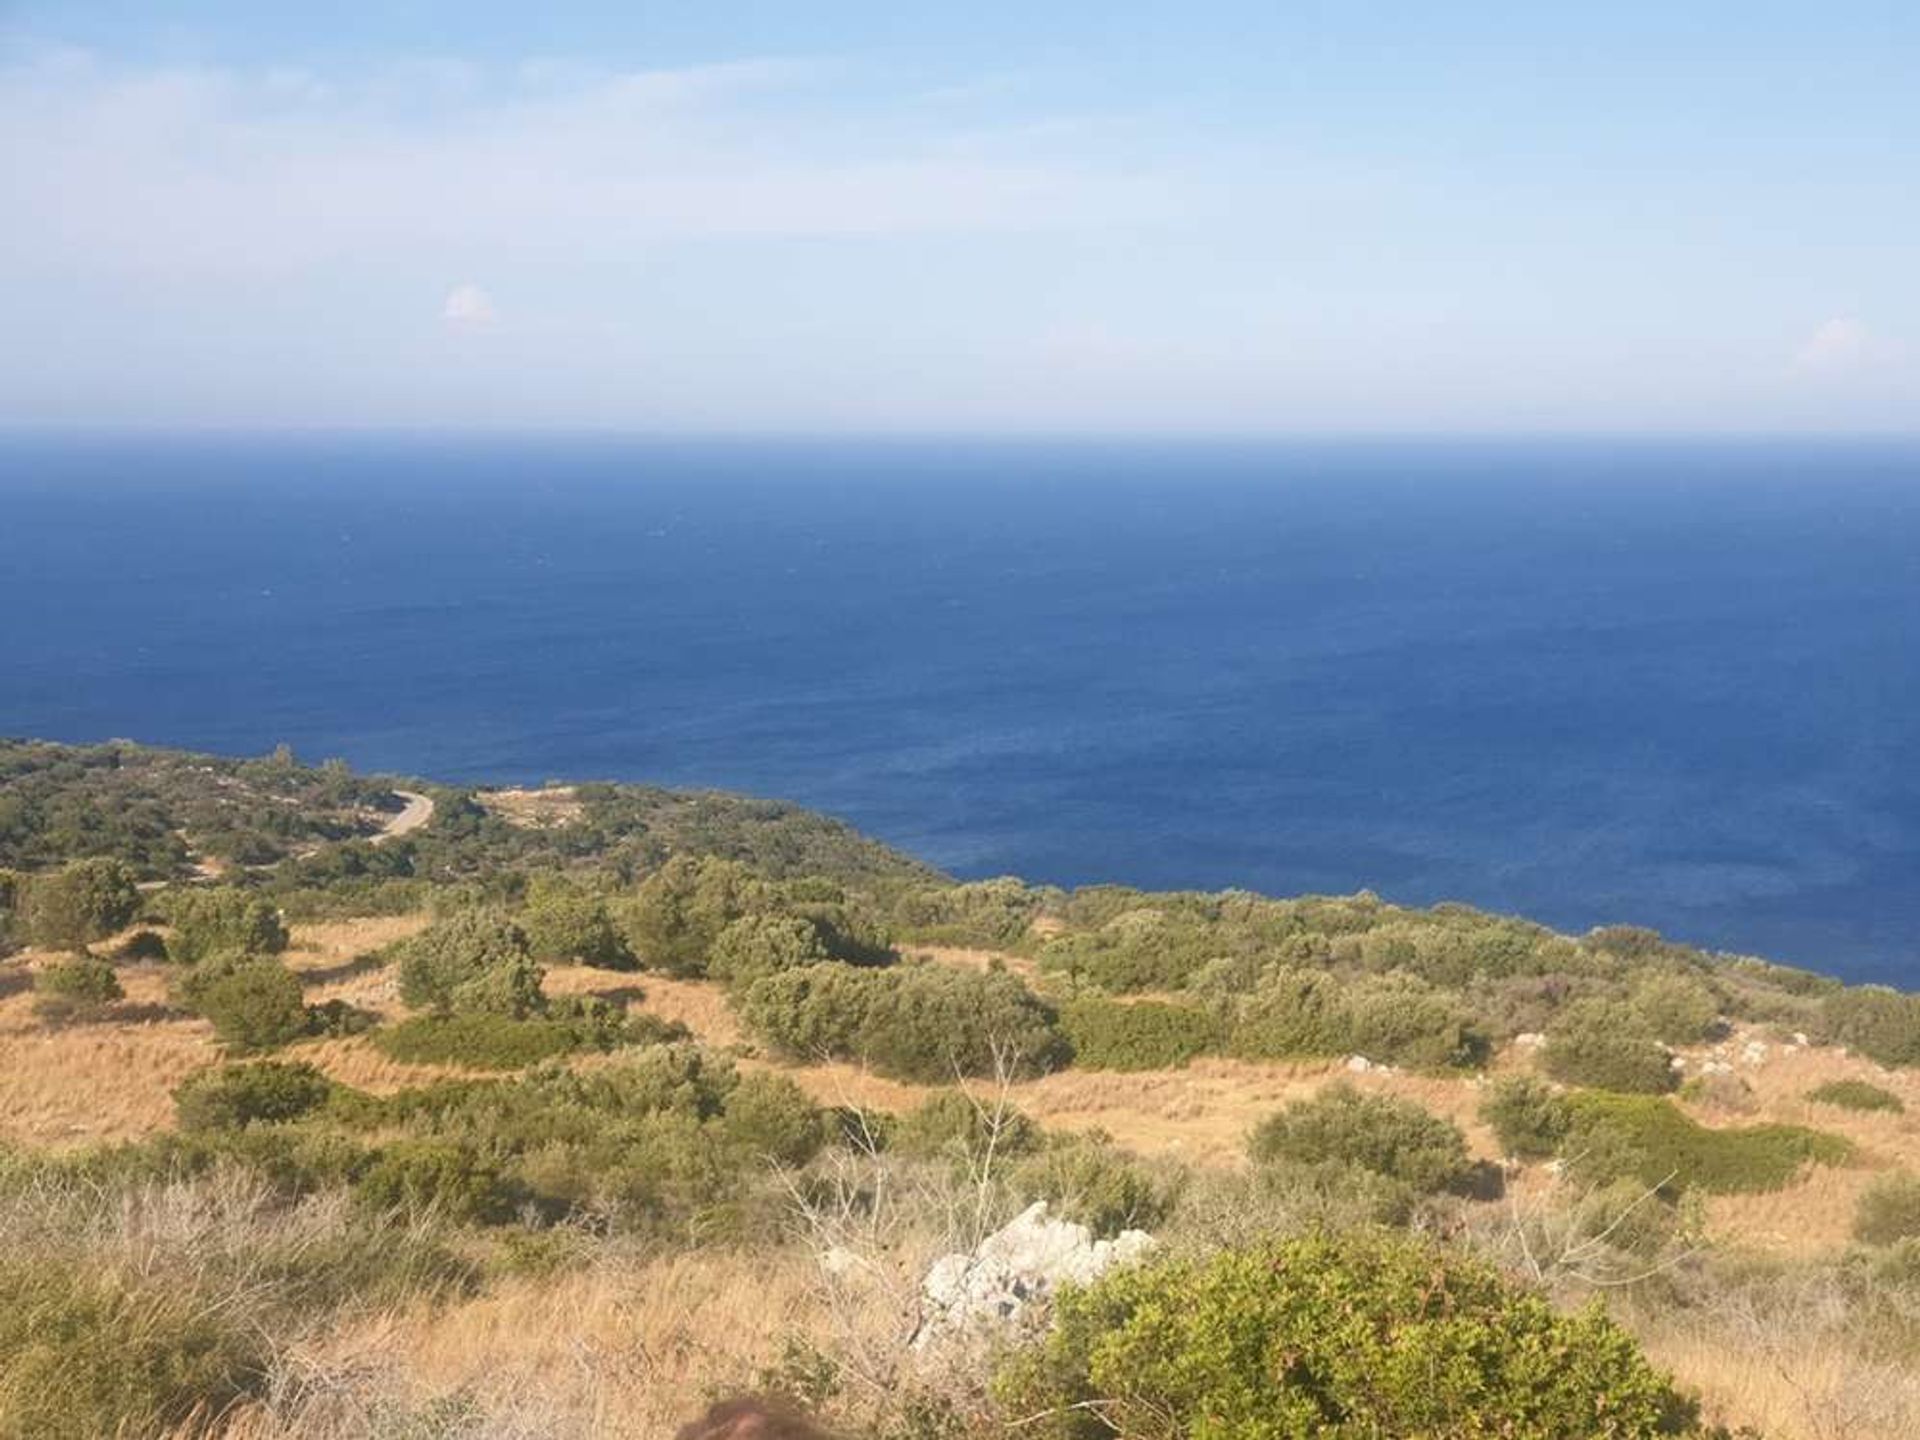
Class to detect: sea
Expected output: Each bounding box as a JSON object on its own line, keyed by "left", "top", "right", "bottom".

{"left": 2, "top": 434, "right": 1917, "bottom": 985}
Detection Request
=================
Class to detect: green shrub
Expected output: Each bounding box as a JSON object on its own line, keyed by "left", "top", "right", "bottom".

{"left": 719, "top": 1071, "right": 830, "bottom": 1166}
{"left": 707, "top": 912, "right": 831, "bottom": 989}
{"left": 1855, "top": 1172, "right": 1920, "bottom": 1246}
{"left": 1824, "top": 986, "right": 1920, "bottom": 1067}
{"left": 1342, "top": 972, "right": 1489, "bottom": 1069}
{"left": 1224, "top": 966, "right": 1351, "bottom": 1060}
{"left": 0, "top": 1256, "right": 268, "bottom": 1440}
{"left": 894, "top": 1089, "right": 1041, "bottom": 1164}
{"left": 892, "top": 877, "right": 1042, "bottom": 948}
{"left": 372, "top": 1007, "right": 682, "bottom": 1070}
{"left": 1248, "top": 1083, "right": 1471, "bottom": 1194}
{"left": 1036, "top": 913, "right": 1212, "bottom": 993}
{"left": 395, "top": 909, "right": 545, "bottom": 1017}
{"left": 619, "top": 855, "right": 771, "bottom": 976}
{"left": 738, "top": 961, "right": 1066, "bottom": 1082}
{"left": 21, "top": 859, "right": 139, "bottom": 952}
{"left": 186, "top": 958, "right": 309, "bottom": 1051}
{"left": 1808, "top": 1078, "right": 1905, "bottom": 1114}
{"left": 1010, "top": 1135, "right": 1180, "bottom": 1237}
{"left": 31, "top": 956, "right": 123, "bottom": 1025}
{"left": 1480, "top": 1073, "right": 1571, "bottom": 1161}
{"left": 1562, "top": 1092, "right": 1851, "bottom": 1195}
{"left": 519, "top": 874, "right": 634, "bottom": 969}
{"left": 1542, "top": 999, "right": 1677, "bottom": 1094}
{"left": 1060, "top": 997, "right": 1217, "bottom": 1071}
{"left": 304, "top": 997, "right": 378, "bottom": 1038}
{"left": 162, "top": 887, "right": 289, "bottom": 966}
{"left": 174, "top": 1061, "right": 334, "bottom": 1131}
{"left": 995, "top": 1231, "right": 1705, "bottom": 1439}
{"left": 1629, "top": 971, "right": 1721, "bottom": 1044}
{"left": 356, "top": 1141, "right": 517, "bottom": 1224}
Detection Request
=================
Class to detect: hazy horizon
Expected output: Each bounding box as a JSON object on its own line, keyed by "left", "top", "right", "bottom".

{"left": 5, "top": 3, "right": 1916, "bottom": 434}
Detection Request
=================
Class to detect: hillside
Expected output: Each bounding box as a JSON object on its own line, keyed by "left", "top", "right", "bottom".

{"left": 4, "top": 740, "right": 1920, "bottom": 1438}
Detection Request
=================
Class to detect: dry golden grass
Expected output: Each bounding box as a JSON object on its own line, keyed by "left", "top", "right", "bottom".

{"left": 213, "top": 1249, "right": 852, "bottom": 1439}
{"left": 1643, "top": 1326, "right": 1920, "bottom": 1440}
{"left": 5, "top": 916, "right": 1913, "bottom": 1265}
{"left": 905, "top": 944, "right": 1041, "bottom": 982}
{"left": 0, "top": 969, "right": 210, "bottom": 1145}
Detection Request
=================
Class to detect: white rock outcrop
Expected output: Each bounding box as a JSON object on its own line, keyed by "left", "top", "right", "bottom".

{"left": 916, "top": 1202, "right": 1153, "bottom": 1347}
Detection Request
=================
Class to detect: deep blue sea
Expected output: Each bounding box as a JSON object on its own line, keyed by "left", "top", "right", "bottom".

{"left": 3, "top": 435, "right": 1917, "bottom": 984}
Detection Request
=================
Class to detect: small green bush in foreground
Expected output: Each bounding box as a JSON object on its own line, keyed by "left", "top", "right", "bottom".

{"left": 996, "top": 1231, "right": 1706, "bottom": 1438}
{"left": 0, "top": 1255, "right": 267, "bottom": 1440}
{"left": 1808, "top": 1078, "right": 1905, "bottom": 1114}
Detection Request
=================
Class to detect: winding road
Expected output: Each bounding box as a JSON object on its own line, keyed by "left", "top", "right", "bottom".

{"left": 374, "top": 790, "right": 434, "bottom": 844}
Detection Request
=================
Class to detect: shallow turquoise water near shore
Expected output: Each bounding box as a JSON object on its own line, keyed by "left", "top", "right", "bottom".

{"left": 3, "top": 435, "right": 1918, "bottom": 982}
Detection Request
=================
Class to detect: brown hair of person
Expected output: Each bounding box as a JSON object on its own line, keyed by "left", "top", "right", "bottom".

{"left": 673, "top": 1394, "right": 839, "bottom": 1440}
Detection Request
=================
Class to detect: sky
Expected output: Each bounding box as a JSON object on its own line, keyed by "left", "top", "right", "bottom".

{"left": 3, "top": 2, "right": 1917, "bottom": 433}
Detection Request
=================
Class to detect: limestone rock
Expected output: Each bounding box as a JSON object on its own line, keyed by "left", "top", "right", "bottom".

{"left": 916, "top": 1202, "right": 1153, "bottom": 1347}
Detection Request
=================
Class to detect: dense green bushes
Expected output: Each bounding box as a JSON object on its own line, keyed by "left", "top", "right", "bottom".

{"left": 519, "top": 873, "right": 633, "bottom": 969}
{"left": 618, "top": 855, "right": 771, "bottom": 976}
{"left": 1220, "top": 967, "right": 1486, "bottom": 1069}
{"left": 160, "top": 886, "right": 288, "bottom": 966}
{"left": 1542, "top": 999, "right": 1677, "bottom": 1093}
{"left": 1824, "top": 986, "right": 1920, "bottom": 1067}
{"left": 30, "top": 956, "right": 123, "bottom": 1024}
{"left": 707, "top": 912, "right": 831, "bottom": 988}
{"left": 396, "top": 909, "right": 545, "bottom": 1017}
{"left": 1561, "top": 1092, "right": 1851, "bottom": 1195}
{"left": 996, "top": 1231, "right": 1705, "bottom": 1439}
{"left": 1480, "top": 1073, "right": 1572, "bottom": 1161}
{"left": 892, "top": 877, "right": 1043, "bottom": 948}
{"left": 0, "top": 1254, "right": 268, "bottom": 1440}
{"left": 1248, "top": 1083, "right": 1471, "bottom": 1194}
{"left": 18, "top": 858, "right": 139, "bottom": 952}
{"left": 737, "top": 961, "right": 1066, "bottom": 1081}
{"left": 1808, "top": 1078, "right": 1906, "bottom": 1113}
{"left": 174, "top": 1061, "right": 335, "bottom": 1131}
{"left": 372, "top": 1006, "right": 684, "bottom": 1070}
{"left": 1059, "top": 997, "right": 1218, "bottom": 1070}
{"left": 175, "top": 955, "right": 309, "bottom": 1050}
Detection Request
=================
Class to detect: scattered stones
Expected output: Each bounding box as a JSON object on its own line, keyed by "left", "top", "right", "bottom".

{"left": 915, "top": 1202, "right": 1154, "bottom": 1348}
{"left": 1513, "top": 1033, "right": 1546, "bottom": 1051}
{"left": 1740, "top": 1040, "right": 1769, "bottom": 1066}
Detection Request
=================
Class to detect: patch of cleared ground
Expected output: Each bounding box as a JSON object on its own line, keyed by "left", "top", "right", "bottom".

{"left": 479, "top": 786, "right": 586, "bottom": 829}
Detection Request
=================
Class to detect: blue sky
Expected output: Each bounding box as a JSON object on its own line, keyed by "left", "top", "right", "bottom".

{"left": 4, "top": 2, "right": 1917, "bottom": 432}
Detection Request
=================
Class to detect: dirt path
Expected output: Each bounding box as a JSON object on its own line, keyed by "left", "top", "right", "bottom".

{"left": 375, "top": 790, "right": 434, "bottom": 843}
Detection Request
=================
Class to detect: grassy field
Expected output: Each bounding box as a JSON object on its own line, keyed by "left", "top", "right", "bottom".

{"left": 6, "top": 916, "right": 1920, "bottom": 1436}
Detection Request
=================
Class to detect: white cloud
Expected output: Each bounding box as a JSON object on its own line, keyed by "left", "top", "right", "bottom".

{"left": 442, "top": 283, "right": 496, "bottom": 329}
{"left": 1793, "top": 316, "right": 1903, "bottom": 375}
{"left": 0, "top": 45, "right": 1170, "bottom": 284}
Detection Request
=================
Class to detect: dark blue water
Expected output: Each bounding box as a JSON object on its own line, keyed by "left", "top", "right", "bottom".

{"left": 3, "top": 435, "right": 1918, "bottom": 983}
